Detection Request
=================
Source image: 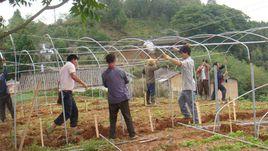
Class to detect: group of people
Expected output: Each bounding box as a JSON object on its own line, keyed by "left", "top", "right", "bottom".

{"left": 0, "top": 44, "right": 228, "bottom": 140}
{"left": 196, "top": 60, "right": 228, "bottom": 102}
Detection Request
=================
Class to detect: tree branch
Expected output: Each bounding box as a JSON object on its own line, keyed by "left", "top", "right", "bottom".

{"left": 0, "top": 0, "right": 69, "bottom": 40}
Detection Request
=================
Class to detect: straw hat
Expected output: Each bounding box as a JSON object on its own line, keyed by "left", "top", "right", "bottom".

{"left": 147, "top": 58, "right": 156, "bottom": 66}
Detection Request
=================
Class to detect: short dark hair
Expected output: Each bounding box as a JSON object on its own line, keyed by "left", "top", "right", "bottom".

{"left": 179, "top": 45, "right": 191, "bottom": 55}
{"left": 203, "top": 59, "right": 208, "bottom": 63}
{"left": 213, "top": 62, "right": 218, "bottom": 66}
{"left": 67, "top": 54, "right": 79, "bottom": 62}
{"left": 105, "top": 53, "right": 116, "bottom": 64}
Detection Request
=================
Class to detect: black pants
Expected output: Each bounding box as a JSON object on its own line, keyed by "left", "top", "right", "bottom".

{"left": 197, "top": 80, "right": 209, "bottom": 98}
{"left": 211, "top": 84, "right": 227, "bottom": 101}
{"left": 109, "top": 100, "right": 135, "bottom": 138}
{"left": 146, "top": 83, "right": 155, "bottom": 104}
{"left": 54, "top": 91, "right": 78, "bottom": 127}
{"left": 0, "top": 93, "right": 14, "bottom": 122}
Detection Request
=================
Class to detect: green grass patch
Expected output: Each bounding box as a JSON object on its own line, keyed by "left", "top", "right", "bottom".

{"left": 80, "top": 139, "right": 115, "bottom": 151}
{"left": 202, "top": 134, "right": 224, "bottom": 143}
{"left": 25, "top": 143, "right": 53, "bottom": 151}
{"left": 209, "top": 142, "right": 248, "bottom": 151}
{"left": 180, "top": 140, "right": 200, "bottom": 147}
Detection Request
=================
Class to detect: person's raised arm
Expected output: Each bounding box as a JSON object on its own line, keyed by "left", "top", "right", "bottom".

{"left": 163, "top": 53, "right": 182, "bottom": 66}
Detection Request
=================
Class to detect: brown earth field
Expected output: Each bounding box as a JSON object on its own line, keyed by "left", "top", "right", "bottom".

{"left": 0, "top": 96, "right": 268, "bottom": 151}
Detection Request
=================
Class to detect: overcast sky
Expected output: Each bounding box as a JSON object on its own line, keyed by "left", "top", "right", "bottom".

{"left": 1, "top": 0, "right": 268, "bottom": 25}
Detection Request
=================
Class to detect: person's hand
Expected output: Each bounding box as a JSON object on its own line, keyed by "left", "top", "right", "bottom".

{"left": 85, "top": 85, "right": 90, "bottom": 90}
{"left": 0, "top": 58, "right": 6, "bottom": 63}
{"left": 1, "top": 58, "right": 6, "bottom": 64}
{"left": 172, "top": 47, "right": 178, "bottom": 51}
{"left": 163, "top": 54, "right": 171, "bottom": 60}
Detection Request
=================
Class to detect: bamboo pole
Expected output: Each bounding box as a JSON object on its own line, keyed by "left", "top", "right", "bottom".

{"left": 39, "top": 118, "right": 44, "bottom": 147}
{"left": 84, "top": 99, "right": 88, "bottom": 112}
{"left": 195, "top": 101, "right": 202, "bottom": 124}
{"left": 148, "top": 109, "right": 154, "bottom": 132}
{"left": 171, "top": 90, "right": 174, "bottom": 127}
{"left": 19, "top": 81, "right": 42, "bottom": 151}
{"left": 144, "top": 92, "right": 147, "bottom": 106}
{"left": 94, "top": 115, "right": 99, "bottom": 138}
{"left": 232, "top": 100, "right": 237, "bottom": 121}
{"left": 227, "top": 98, "right": 233, "bottom": 133}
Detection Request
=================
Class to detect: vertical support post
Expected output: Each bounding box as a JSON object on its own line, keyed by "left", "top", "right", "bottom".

{"left": 214, "top": 65, "right": 220, "bottom": 128}
{"left": 91, "top": 69, "right": 94, "bottom": 100}
{"left": 148, "top": 108, "right": 154, "bottom": 132}
{"left": 94, "top": 115, "right": 99, "bottom": 138}
{"left": 84, "top": 99, "right": 88, "bottom": 112}
{"left": 232, "top": 101, "right": 237, "bottom": 121}
{"left": 168, "top": 80, "right": 174, "bottom": 127}
{"left": 227, "top": 98, "right": 233, "bottom": 133}
{"left": 171, "top": 90, "right": 175, "bottom": 127}
{"left": 195, "top": 101, "right": 202, "bottom": 124}
{"left": 144, "top": 92, "right": 147, "bottom": 106}
{"left": 10, "top": 34, "right": 17, "bottom": 150}
{"left": 250, "top": 62, "right": 257, "bottom": 137}
{"left": 191, "top": 91, "right": 197, "bottom": 126}
{"left": 39, "top": 118, "right": 44, "bottom": 147}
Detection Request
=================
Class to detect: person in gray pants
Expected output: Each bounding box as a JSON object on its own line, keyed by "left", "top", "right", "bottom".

{"left": 163, "top": 45, "right": 199, "bottom": 124}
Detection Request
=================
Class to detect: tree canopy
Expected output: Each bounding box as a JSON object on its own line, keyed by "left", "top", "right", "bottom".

{"left": 0, "top": 0, "right": 106, "bottom": 39}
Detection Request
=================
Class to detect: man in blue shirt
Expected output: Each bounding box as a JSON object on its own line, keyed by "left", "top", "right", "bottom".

{"left": 102, "top": 54, "right": 136, "bottom": 139}
{"left": 0, "top": 58, "right": 14, "bottom": 122}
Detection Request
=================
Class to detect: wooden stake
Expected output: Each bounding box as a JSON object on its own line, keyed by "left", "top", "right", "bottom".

{"left": 39, "top": 118, "right": 44, "bottom": 147}
{"left": 195, "top": 101, "right": 202, "bottom": 124}
{"left": 50, "top": 103, "right": 53, "bottom": 114}
{"left": 227, "top": 98, "right": 233, "bottom": 133}
{"left": 148, "top": 109, "right": 154, "bottom": 132}
{"left": 94, "top": 115, "right": 99, "bottom": 138}
{"left": 84, "top": 99, "right": 88, "bottom": 112}
{"left": 19, "top": 81, "right": 42, "bottom": 151}
{"left": 232, "top": 101, "right": 237, "bottom": 121}
{"left": 171, "top": 90, "right": 174, "bottom": 127}
{"left": 144, "top": 92, "right": 147, "bottom": 106}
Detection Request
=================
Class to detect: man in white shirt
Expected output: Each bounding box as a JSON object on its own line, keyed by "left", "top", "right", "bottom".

{"left": 163, "top": 45, "right": 199, "bottom": 124}
{"left": 46, "top": 54, "right": 88, "bottom": 135}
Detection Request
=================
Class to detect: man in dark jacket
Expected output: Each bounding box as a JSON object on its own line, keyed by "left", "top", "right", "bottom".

{"left": 0, "top": 57, "right": 14, "bottom": 122}
{"left": 102, "top": 53, "right": 136, "bottom": 139}
{"left": 211, "top": 62, "right": 227, "bottom": 102}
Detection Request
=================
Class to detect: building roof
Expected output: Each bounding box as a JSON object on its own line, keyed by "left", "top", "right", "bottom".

{"left": 155, "top": 68, "right": 180, "bottom": 82}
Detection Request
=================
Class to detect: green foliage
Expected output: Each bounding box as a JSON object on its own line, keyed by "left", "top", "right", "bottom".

{"left": 70, "top": 0, "right": 106, "bottom": 23}
{"left": 193, "top": 50, "right": 268, "bottom": 99}
{"left": 179, "top": 134, "right": 223, "bottom": 147}
{"left": 171, "top": 4, "right": 250, "bottom": 36}
{"left": 80, "top": 139, "right": 115, "bottom": 151}
{"left": 100, "top": 0, "right": 127, "bottom": 29}
{"left": 209, "top": 142, "right": 247, "bottom": 151}
{"left": 25, "top": 143, "right": 52, "bottom": 151}
{"left": 78, "top": 88, "right": 107, "bottom": 98}
{"left": 202, "top": 134, "right": 223, "bottom": 143}
{"left": 180, "top": 140, "right": 200, "bottom": 147}
{"left": 124, "top": 0, "right": 200, "bottom": 21}
{"left": 2, "top": 0, "right": 268, "bottom": 99}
